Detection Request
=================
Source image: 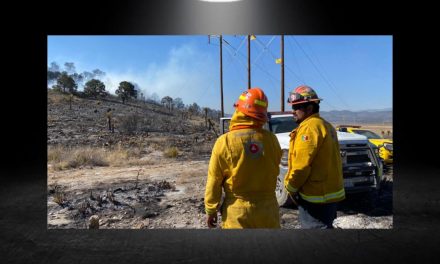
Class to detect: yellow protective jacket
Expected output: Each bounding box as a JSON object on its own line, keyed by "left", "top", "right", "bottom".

{"left": 284, "top": 113, "right": 345, "bottom": 204}
{"left": 204, "top": 111, "right": 282, "bottom": 228}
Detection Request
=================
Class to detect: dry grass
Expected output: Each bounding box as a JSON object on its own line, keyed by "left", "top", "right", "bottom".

{"left": 163, "top": 146, "right": 179, "bottom": 158}
{"left": 191, "top": 143, "right": 213, "bottom": 156}
{"left": 51, "top": 185, "right": 67, "bottom": 205}
{"left": 48, "top": 91, "right": 72, "bottom": 104}
{"left": 53, "top": 192, "right": 66, "bottom": 205}
{"left": 144, "top": 137, "right": 169, "bottom": 150}
{"left": 48, "top": 145, "right": 154, "bottom": 170}
{"left": 47, "top": 115, "right": 57, "bottom": 124}
{"left": 177, "top": 167, "right": 208, "bottom": 185}
{"left": 48, "top": 145, "right": 65, "bottom": 163}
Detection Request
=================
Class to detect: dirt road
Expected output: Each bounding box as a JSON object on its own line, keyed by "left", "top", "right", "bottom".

{"left": 48, "top": 160, "right": 392, "bottom": 229}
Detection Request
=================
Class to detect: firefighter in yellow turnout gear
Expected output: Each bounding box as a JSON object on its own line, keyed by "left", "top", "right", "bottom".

{"left": 285, "top": 115, "right": 345, "bottom": 203}
{"left": 204, "top": 88, "right": 282, "bottom": 228}
{"left": 284, "top": 85, "right": 345, "bottom": 229}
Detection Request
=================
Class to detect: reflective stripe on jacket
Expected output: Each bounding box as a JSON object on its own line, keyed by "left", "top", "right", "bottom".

{"left": 284, "top": 113, "right": 345, "bottom": 204}
{"left": 204, "top": 111, "right": 282, "bottom": 228}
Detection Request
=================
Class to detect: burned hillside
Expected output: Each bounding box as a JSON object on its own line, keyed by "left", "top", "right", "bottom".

{"left": 47, "top": 90, "right": 219, "bottom": 162}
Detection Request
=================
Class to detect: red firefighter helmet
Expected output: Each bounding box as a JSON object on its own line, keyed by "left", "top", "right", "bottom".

{"left": 287, "top": 85, "right": 322, "bottom": 105}
{"left": 233, "top": 87, "right": 268, "bottom": 122}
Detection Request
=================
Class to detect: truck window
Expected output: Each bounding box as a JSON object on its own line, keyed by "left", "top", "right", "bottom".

{"left": 268, "top": 116, "right": 298, "bottom": 134}
{"left": 353, "top": 130, "right": 381, "bottom": 139}
{"left": 221, "top": 119, "right": 230, "bottom": 134}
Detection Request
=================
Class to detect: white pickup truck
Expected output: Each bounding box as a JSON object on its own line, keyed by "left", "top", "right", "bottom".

{"left": 220, "top": 112, "right": 383, "bottom": 206}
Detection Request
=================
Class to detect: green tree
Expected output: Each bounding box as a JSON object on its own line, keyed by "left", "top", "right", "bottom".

{"left": 115, "top": 81, "right": 137, "bottom": 104}
{"left": 174, "top": 97, "right": 185, "bottom": 110}
{"left": 70, "top": 73, "right": 84, "bottom": 87}
{"left": 56, "top": 72, "right": 77, "bottom": 93}
{"left": 47, "top": 70, "right": 61, "bottom": 82}
{"left": 81, "top": 71, "right": 94, "bottom": 83}
{"left": 48, "top": 62, "right": 60, "bottom": 72}
{"left": 64, "top": 62, "right": 76, "bottom": 74}
{"left": 92, "top": 69, "right": 105, "bottom": 79}
{"left": 188, "top": 102, "right": 200, "bottom": 119}
{"left": 84, "top": 79, "right": 106, "bottom": 98}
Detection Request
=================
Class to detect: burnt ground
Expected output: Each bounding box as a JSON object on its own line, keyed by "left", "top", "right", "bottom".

{"left": 48, "top": 163, "right": 392, "bottom": 229}
{"left": 47, "top": 159, "right": 210, "bottom": 229}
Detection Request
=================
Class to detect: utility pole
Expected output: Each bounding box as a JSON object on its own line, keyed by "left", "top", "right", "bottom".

{"left": 281, "top": 35, "right": 285, "bottom": 112}
{"left": 220, "top": 35, "right": 224, "bottom": 117}
{"left": 248, "top": 35, "right": 251, "bottom": 89}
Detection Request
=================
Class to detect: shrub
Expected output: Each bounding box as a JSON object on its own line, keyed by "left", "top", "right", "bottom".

{"left": 48, "top": 146, "right": 108, "bottom": 170}
{"left": 48, "top": 145, "right": 154, "bottom": 170}
{"left": 52, "top": 185, "right": 66, "bottom": 206}
{"left": 48, "top": 145, "right": 64, "bottom": 163}
{"left": 163, "top": 146, "right": 178, "bottom": 158}
{"left": 119, "top": 114, "right": 140, "bottom": 134}
{"left": 67, "top": 148, "right": 108, "bottom": 168}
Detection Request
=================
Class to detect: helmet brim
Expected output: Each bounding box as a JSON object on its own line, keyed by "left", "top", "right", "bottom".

{"left": 288, "top": 98, "right": 322, "bottom": 105}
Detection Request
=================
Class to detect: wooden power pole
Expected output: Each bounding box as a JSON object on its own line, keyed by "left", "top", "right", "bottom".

{"left": 220, "top": 35, "right": 224, "bottom": 117}
{"left": 248, "top": 35, "right": 251, "bottom": 89}
{"left": 281, "top": 35, "right": 285, "bottom": 112}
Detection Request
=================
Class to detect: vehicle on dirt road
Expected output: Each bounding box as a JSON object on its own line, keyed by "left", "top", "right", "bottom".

{"left": 336, "top": 125, "right": 393, "bottom": 165}
{"left": 220, "top": 112, "right": 384, "bottom": 206}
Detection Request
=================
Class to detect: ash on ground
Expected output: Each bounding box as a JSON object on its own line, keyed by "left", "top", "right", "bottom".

{"left": 47, "top": 179, "right": 192, "bottom": 229}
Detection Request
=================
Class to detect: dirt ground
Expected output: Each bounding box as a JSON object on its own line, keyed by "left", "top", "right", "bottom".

{"left": 48, "top": 156, "right": 393, "bottom": 229}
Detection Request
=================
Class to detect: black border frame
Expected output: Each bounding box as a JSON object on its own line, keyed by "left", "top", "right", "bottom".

{"left": 2, "top": 0, "right": 440, "bottom": 263}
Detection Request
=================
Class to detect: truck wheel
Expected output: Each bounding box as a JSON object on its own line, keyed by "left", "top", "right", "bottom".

{"left": 275, "top": 166, "right": 294, "bottom": 207}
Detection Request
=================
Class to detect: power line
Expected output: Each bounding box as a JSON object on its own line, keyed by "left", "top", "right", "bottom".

{"left": 224, "top": 39, "right": 280, "bottom": 91}
{"left": 189, "top": 36, "right": 244, "bottom": 111}
{"left": 284, "top": 65, "right": 306, "bottom": 84}
{"left": 221, "top": 36, "right": 286, "bottom": 98}
{"left": 224, "top": 47, "right": 248, "bottom": 85}
{"left": 254, "top": 36, "right": 304, "bottom": 84}
{"left": 302, "top": 37, "right": 345, "bottom": 104}
{"left": 286, "top": 36, "right": 306, "bottom": 84}
{"left": 321, "top": 99, "right": 340, "bottom": 111}
{"left": 252, "top": 36, "right": 276, "bottom": 65}
{"left": 291, "top": 36, "right": 351, "bottom": 109}
{"left": 222, "top": 40, "right": 249, "bottom": 73}
{"left": 221, "top": 35, "right": 320, "bottom": 110}
{"left": 233, "top": 36, "right": 247, "bottom": 57}
{"left": 259, "top": 61, "right": 281, "bottom": 107}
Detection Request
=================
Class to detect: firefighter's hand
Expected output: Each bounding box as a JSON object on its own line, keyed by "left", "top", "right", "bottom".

{"left": 207, "top": 213, "right": 218, "bottom": 228}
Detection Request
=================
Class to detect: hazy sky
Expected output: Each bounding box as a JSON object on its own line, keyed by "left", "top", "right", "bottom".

{"left": 48, "top": 35, "right": 392, "bottom": 114}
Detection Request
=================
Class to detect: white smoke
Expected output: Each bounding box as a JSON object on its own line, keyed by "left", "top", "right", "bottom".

{"left": 102, "top": 44, "right": 218, "bottom": 108}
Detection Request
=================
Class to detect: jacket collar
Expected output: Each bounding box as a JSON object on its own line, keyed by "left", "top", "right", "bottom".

{"left": 290, "top": 113, "right": 320, "bottom": 138}
{"left": 229, "top": 110, "right": 265, "bottom": 131}
{"left": 298, "top": 113, "right": 320, "bottom": 129}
